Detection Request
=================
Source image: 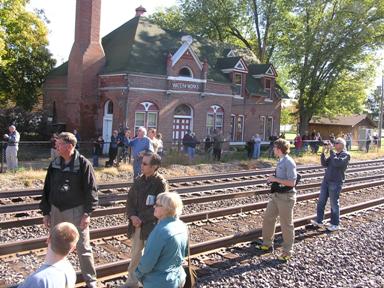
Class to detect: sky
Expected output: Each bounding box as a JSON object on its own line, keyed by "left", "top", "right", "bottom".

{"left": 27, "top": 0, "right": 383, "bottom": 86}
{"left": 27, "top": 0, "right": 177, "bottom": 65}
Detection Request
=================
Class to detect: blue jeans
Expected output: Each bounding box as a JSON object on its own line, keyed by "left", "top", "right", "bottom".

{"left": 187, "top": 147, "right": 195, "bottom": 161}
{"left": 253, "top": 143, "right": 261, "bottom": 159}
{"left": 316, "top": 180, "right": 342, "bottom": 225}
{"left": 133, "top": 157, "right": 142, "bottom": 179}
{"left": 92, "top": 155, "right": 99, "bottom": 167}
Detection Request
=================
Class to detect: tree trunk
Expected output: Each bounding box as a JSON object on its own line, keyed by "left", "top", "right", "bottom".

{"left": 299, "top": 109, "right": 311, "bottom": 136}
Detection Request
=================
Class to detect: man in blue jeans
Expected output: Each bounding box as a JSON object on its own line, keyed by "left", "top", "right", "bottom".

{"left": 311, "top": 137, "right": 350, "bottom": 231}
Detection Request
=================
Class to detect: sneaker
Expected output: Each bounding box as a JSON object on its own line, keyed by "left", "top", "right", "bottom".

{"left": 255, "top": 244, "right": 273, "bottom": 252}
{"left": 327, "top": 224, "right": 340, "bottom": 232}
{"left": 310, "top": 219, "right": 325, "bottom": 227}
{"left": 277, "top": 253, "right": 292, "bottom": 262}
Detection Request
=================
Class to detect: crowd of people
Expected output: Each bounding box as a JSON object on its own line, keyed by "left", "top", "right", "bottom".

{"left": 15, "top": 132, "right": 351, "bottom": 287}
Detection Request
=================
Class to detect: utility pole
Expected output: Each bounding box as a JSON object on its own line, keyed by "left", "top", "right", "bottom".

{"left": 379, "top": 72, "right": 384, "bottom": 149}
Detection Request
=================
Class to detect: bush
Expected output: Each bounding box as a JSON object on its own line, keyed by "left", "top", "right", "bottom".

{"left": 0, "top": 107, "right": 50, "bottom": 140}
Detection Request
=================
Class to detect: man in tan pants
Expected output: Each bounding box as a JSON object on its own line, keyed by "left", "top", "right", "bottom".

{"left": 256, "top": 138, "right": 297, "bottom": 261}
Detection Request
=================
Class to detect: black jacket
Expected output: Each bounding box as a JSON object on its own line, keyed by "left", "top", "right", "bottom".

{"left": 40, "top": 150, "right": 98, "bottom": 215}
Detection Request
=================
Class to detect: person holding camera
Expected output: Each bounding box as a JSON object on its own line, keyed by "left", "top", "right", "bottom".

{"left": 311, "top": 138, "right": 350, "bottom": 231}
{"left": 256, "top": 138, "right": 297, "bottom": 261}
{"left": 39, "top": 132, "right": 99, "bottom": 288}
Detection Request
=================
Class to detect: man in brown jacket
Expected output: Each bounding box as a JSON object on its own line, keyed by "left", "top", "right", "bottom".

{"left": 123, "top": 152, "right": 168, "bottom": 288}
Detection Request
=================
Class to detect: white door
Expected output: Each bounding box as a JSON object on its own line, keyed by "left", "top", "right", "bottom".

{"left": 102, "top": 100, "right": 113, "bottom": 154}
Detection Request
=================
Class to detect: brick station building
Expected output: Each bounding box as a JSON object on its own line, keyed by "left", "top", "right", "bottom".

{"left": 43, "top": 1, "right": 286, "bottom": 150}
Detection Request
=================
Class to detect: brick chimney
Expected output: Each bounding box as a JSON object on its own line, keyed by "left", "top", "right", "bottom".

{"left": 66, "top": 0, "right": 105, "bottom": 139}
{"left": 135, "top": 5, "right": 146, "bottom": 17}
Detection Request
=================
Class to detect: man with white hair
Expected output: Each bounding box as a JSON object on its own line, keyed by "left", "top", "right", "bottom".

{"left": 126, "top": 127, "right": 154, "bottom": 179}
{"left": 4, "top": 125, "right": 20, "bottom": 170}
{"left": 311, "top": 137, "right": 350, "bottom": 231}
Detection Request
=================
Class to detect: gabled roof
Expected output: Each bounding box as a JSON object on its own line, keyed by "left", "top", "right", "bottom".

{"left": 216, "top": 57, "right": 242, "bottom": 70}
{"left": 309, "top": 115, "right": 377, "bottom": 128}
{"left": 48, "top": 17, "right": 231, "bottom": 82}
{"left": 249, "top": 64, "right": 277, "bottom": 77}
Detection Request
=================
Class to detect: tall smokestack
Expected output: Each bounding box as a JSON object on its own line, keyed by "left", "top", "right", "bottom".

{"left": 66, "top": 0, "right": 105, "bottom": 139}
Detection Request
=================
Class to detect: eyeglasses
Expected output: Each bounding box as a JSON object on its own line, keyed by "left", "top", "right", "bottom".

{"left": 141, "top": 162, "right": 150, "bottom": 166}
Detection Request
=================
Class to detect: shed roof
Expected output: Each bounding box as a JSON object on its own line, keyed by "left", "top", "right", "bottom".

{"left": 309, "top": 115, "right": 377, "bottom": 128}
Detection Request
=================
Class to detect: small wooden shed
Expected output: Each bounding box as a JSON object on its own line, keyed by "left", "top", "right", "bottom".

{"left": 308, "top": 115, "right": 377, "bottom": 141}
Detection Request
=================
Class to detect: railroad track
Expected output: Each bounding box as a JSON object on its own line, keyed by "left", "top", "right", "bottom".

{"left": 3, "top": 178, "right": 384, "bottom": 287}
{"left": 1, "top": 170, "right": 384, "bottom": 229}
{"left": 64, "top": 197, "right": 384, "bottom": 286}
{"left": 1, "top": 162, "right": 383, "bottom": 216}
{"left": 1, "top": 179, "right": 383, "bottom": 256}
{"left": 1, "top": 158, "right": 383, "bottom": 200}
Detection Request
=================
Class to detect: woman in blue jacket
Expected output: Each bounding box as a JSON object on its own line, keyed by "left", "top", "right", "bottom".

{"left": 135, "top": 192, "right": 188, "bottom": 288}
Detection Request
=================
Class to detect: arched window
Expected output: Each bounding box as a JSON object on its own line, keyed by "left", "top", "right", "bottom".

{"left": 174, "top": 104, "right": 192, "bottom": 115}
{"left": 206, "top": 105, "right": 224, "bottom": 135}
{"left": 134, "top": 102, "right": 159, "bottom": 133}
{"left": 104, "top": 100, "right": 113, "bottom": 115}
{"left": 178, "top": 67, "right": 193, "bottom": 77}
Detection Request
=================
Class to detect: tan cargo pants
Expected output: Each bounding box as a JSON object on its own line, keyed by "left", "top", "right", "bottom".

{"left": 262, "top": 192, "right": 296, "bottom": 256}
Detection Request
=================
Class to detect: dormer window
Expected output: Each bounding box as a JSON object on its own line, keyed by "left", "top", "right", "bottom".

{"left": 233, "top": 73, "right": 242, "bottom": 95}
{"left": 265, "top": 78, "right": 271, "bottom": 90}
{"left": 179, "top": 67, "right": 193, "bottom": 77}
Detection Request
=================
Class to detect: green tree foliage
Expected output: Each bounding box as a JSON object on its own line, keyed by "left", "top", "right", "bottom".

{"left": 283, "top": 1, "right": 384, "bottom": 134}
{"left": 0, "top": 0, "right": 55, "bottom": 110}
{"left": 0, "top": 107, "right": 50, "bottom": 140}
{"left": 366, "top": 85, "right": 382, "bottom": 121}
{"left": 280, "top": 107, "right": 295, "bottom": 126}
{"left": 150, "top": 0, "right": 289, "bottom": 63}
{"left": 151, "top": 1, "right": 384, "bottom": 135}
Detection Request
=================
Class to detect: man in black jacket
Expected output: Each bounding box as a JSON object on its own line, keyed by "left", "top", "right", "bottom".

{"left": 40, "top": 132, "right": 99, "bottom": 288}
{"left": 123, "top": 152, "right": 168, "bottom": 288}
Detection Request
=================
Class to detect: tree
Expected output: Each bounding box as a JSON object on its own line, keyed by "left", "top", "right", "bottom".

{"left": 283, "top": 0, "right": 384, "bottom": 135}
{"left": 366, "top": 85, "right": 382, "bottom": 121}
{"left": 150, "top": 0, "right": 289, "bottom": 63}
{"left": 0, "top": 0, "right": 55, "bottom": 110}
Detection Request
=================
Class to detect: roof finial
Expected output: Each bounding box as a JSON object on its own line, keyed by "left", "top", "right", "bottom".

{"left": 135, "top": 5, "right": 146, "bottom": 17}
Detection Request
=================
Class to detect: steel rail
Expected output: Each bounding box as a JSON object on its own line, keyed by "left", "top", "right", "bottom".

{"left": 2, "top": 179, "right": 384, "bottom": 256}
{"left": 74, "top": 196, "right": 384, "bottom": 284}
{"left": 1, "top": 164, "right": 383, "bottom": 215}
{"left": 1, "top": 158, "right": 383, "bottom": 199}
{"left": 1, "top": 173, "right": 384, "bottom": 229}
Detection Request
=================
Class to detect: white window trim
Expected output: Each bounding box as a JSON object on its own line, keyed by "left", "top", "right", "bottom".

{"left": 261, "top": 116, "right": 266, "bottom": 140}
{"left": 268, "top": 116, "right": 274, "bottom": 137}
{"left": 238, "top": 115, "right": 245, "bottom": 142}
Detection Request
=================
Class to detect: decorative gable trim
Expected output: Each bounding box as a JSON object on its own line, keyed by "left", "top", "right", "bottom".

{"left": 234, "top": 59, "right": 248, "bottom": 72}
{"left": 171, "top": 35, "right": 202, "bottom": 70}
{"left": 220, "top": 58, "right": 248, "bottom": 74}
{"left": 227, "top": 49, "right": 236, "bottom": 57}
{"left": 265, "top": 66, "right": 276, "bottom": 76}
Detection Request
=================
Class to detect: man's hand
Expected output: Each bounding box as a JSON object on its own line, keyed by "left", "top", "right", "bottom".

{"left": 80, "top": 214, "right": 91, "bottom": 230}
{"left": 43, "top": 215, "right": 51, "bottom": 229}
{"left": 268, "top": 175, "right": 277, "bottom": 184}
{"left": 130, "top": 215, "right": 142, "bottom": 228}
{"left": 322, "top": 144, "right": 330, "bottom": 153}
